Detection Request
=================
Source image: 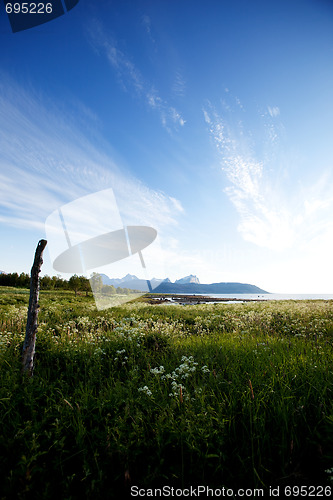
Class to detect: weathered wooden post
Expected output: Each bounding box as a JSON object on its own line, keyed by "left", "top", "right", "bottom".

{"left": 22, "top": 239, "right": 47, "bottom": 376}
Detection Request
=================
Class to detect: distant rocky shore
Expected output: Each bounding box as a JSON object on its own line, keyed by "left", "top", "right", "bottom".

{"left": 145, "top": 294, "right": 265, "bottom": 305}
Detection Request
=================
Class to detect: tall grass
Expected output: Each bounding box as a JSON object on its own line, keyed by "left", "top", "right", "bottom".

{"left": 0, "top": 289, "right": 333, "bottom": 498}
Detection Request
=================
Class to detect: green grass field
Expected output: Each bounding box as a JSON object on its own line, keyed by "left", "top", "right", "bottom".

{"left": 1, "top": 288, "right": 333, "bottom": 498}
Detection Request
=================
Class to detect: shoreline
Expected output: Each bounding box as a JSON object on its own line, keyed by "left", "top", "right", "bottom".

{"left": 144, "top": 294, "right": 264, "bottom": 305}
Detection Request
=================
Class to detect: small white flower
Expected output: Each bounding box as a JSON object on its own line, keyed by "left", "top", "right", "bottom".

{"left": 138, "top": 386, "right": 152, "bottom": 397}
{"left": 150, "top": 365, "right": 165, "bottom": 375}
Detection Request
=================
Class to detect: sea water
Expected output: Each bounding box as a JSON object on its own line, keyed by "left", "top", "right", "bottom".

{"left": 200, "top": 293, "right": 333, "bottom": 301}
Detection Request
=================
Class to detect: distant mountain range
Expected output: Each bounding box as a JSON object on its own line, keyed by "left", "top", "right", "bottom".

{"left": 175, "top": 274, "right": 200, "bottom": 285}
{"left": 99, "top": 273, "right": 170, "bottom": 288}
{"left": 153, "top": 281, "right": 268, "bottom": 294}
{"left": 100, "top": 273, "right": 268, "bottom": 294}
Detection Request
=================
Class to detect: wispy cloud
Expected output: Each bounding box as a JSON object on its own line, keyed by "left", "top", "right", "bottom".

{"left": 268, "top": 106, "right": 280, "bottom": 117}
{"left": 203, "top": 99, "right": 333, "bottom": 253}
{"left": 141, "top": 14, "right": 156, "bottom": 46}
{"left": 172, "top": 71, "right": 186, "bottom": 97}
{"left": 142, "top": 14, "right": 152, "bottom": 35}
{"left": 0, "top": 76, "right": 183, "bottom": 235}
{"left": 87, "top": 19, "right": 185, "bottom": 130}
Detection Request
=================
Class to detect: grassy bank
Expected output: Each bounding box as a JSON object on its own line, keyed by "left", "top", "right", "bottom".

{"left": 1, "top": 289, "right": 333, "bottom": 498}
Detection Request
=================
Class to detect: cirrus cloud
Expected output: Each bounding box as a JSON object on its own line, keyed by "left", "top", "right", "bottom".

{"left": 203, "top": 98, "right": 333, "bottom": 253}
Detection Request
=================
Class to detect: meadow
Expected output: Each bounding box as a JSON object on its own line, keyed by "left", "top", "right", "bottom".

{"left": 0, "top": 287, "right": 333, "bottom": 498}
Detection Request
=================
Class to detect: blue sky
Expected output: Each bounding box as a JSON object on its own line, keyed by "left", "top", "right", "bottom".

{"left": 1, "top": 0, "right": 333, "bottom": 293}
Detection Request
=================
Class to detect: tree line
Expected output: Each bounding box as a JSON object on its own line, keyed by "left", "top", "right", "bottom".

{"left": 0, "top": 272, "right": 139, "bottom": 296}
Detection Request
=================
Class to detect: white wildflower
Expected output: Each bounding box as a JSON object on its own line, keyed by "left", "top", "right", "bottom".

{"left": 138, "top": 386, "right": 152, "bottom": 397}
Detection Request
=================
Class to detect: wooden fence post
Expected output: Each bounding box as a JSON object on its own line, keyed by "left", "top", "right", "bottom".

{"left": 22, "top": 239, "right": 47, "bottom": 376}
